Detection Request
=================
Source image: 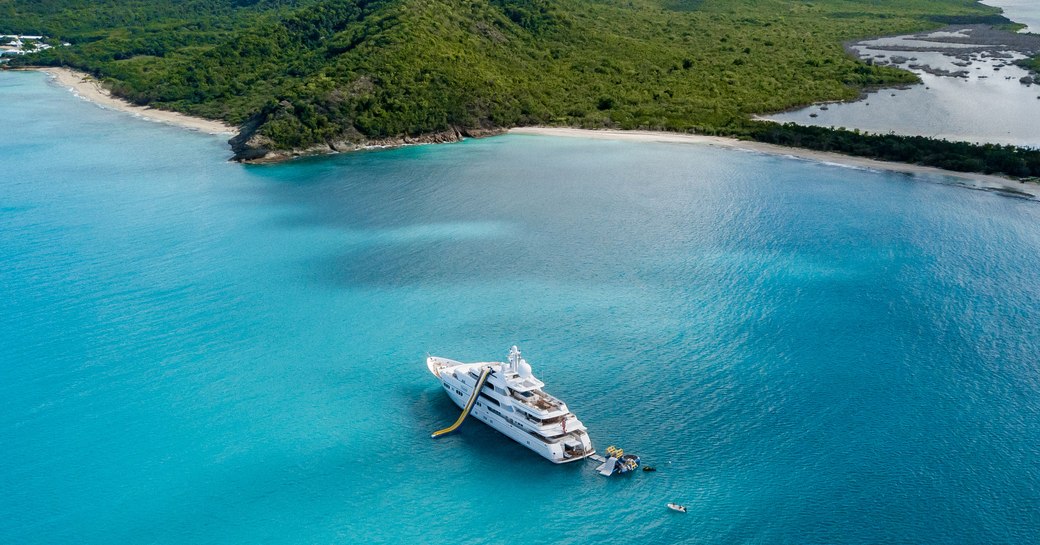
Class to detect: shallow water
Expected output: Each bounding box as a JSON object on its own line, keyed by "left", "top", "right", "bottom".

{"left": 3, "top": 71, "right": 1040, "bottom": 544}
{"left": 767, "top": 28, "right": 1040, "bottom": 148}
{"left": 983, "top": 0, "right": 1040, "bottom": 34}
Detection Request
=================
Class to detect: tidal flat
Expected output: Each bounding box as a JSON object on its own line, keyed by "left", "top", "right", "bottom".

{"left": 767, "top": 25, "right": 1040, "bottom": 148}
{"left": 982, "top": 0, "right": 1040, "bottom": 34}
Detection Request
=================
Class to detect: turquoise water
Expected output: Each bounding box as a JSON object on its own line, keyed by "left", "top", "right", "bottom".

{"left": 3, "top": 71, "right": 1040, "bottom": 544}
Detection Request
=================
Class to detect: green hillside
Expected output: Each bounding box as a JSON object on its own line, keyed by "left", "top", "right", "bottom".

{"left": 1, "top": 0, "right": 1015, "bottom": 161}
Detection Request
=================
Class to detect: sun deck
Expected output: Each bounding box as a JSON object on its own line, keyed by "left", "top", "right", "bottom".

{"left": 511, "top": 388, "right": 566, "bottom": 413}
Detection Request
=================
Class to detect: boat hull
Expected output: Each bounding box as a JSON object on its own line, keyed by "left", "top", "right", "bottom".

{"left": 429, "top": 356, "right": 595, "bottom": 464}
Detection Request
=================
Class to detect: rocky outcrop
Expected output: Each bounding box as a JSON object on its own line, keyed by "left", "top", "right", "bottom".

{"left": 228, "top": 113, "right": 279, "bottom": 162}
{"left": 229, "top": 119, "right": 506, "bottom": 164}
{"left": 344, "top": 127, "right": 466, "bottom": 150}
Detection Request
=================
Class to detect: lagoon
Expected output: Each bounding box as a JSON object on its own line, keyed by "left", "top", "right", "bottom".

{"left": 983, "top": 0, "right": 1040, "bottom": 34}
{"left": 767, "top": 26, "right": 1040, "bottom": 148}
{"left": 2, "top": 71, "right": 1040, "bottom": 544}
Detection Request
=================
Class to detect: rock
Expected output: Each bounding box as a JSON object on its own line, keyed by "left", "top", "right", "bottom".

{"left": 460, "top": 127, "right": 507, "bottom": 139}
{"left": 231, "top": 120, "right": 506, "bottom": 164}
{"left": 228, "top": 113, "right": 275, "bottom": 162}
{"left": 1021, "top": 76, "right": 1034, "bottom": 85}
{"left": 228, "top": 101, "right": 322, "bottom": 163}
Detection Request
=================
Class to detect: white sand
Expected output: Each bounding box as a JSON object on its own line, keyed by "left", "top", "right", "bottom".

{"left": 16, "top": 68, "right": 1040, "bottom": 197}
{"left": 510, "top": 127, "right": 1040, "bottom": 200}
{"left": 32, "top": 66, "right": 235, "bottom": 135}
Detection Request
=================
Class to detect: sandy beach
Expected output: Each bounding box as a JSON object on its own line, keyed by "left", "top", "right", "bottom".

{"left": 31, "top": 66, "right": 235, "bottom": 135}
{"left": 510, "top": 127, "right": 1040, "bottom": 200}
{"left": 13, "top": 67, "right": 1039, "bottom": 199}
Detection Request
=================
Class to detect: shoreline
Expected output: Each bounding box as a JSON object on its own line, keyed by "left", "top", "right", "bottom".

{"left": 25, "top": 66, "right": 236, "bottom": 135}
{"left": 9, "top": 67, "right": 1038, "bottom": 199}
{"left": 509, "top": 127, "right": 1040, "bottom": 200}
{"left": 767, "top": 24, "right": 1040, "bottom": 149}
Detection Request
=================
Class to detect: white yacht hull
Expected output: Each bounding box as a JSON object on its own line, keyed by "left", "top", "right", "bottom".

{"left": 428, "top": 353, "right": 595, "bottom": 464}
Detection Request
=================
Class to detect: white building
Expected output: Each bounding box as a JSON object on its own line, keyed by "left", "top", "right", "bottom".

{"left": 0, "top": 35, "right": 54, "bottom": 55}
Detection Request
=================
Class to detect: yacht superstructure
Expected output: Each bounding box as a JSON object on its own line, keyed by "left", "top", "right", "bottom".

{"left": 427, "top": 346, "right": 595, "bottom": 463}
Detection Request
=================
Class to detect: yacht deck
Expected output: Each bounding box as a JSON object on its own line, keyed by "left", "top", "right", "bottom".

{"left": 511, "top": 389, "right": 565, "bottom": 413}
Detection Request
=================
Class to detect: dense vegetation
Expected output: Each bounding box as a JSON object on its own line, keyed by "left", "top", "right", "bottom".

{"left": 4, "top": 0, "right": 1035, "bottom": 174}
{"left": 1020, "top": 55, "right": 1040, "bottom": 74}
{"left": 741, "top": 122, "right": 1040, "bottom": 178}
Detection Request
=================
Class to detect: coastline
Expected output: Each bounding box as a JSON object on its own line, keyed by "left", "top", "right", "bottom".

{"left": 767, "top": 24, "right": 1040, "bottom": 149}
{"left": 11, "top": 67, "right": 1038, "bottom": 199}
{"left": 26, "top": 66, "right": 236, "bottom": 135}
{"left": 509, "top": 127, "right": 1040, "bottom": 200}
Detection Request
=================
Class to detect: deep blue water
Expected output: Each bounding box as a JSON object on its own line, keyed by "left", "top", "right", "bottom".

{"left": 2, "top": 71, "right": 1040, "bottom": 544}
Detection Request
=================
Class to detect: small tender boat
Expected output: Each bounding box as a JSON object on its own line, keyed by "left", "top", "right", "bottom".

{"left": 642, "top": 465, "right": 656, "bottom": 472}
{"left": 667, "top": 503, "right": 687, "bottom": 513}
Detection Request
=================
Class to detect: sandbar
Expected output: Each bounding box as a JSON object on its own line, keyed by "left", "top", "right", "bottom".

{"left": 510, "top": 127, "right": 1040, "bottom": 200}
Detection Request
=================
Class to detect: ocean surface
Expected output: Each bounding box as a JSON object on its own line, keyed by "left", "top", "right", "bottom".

{"left": 2, "top": 71, "right": 1040, "bottom": 545}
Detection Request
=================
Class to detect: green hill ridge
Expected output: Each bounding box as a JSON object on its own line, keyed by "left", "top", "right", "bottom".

{"left": 5, "top": 0, "right": 1038, "bottom": 174}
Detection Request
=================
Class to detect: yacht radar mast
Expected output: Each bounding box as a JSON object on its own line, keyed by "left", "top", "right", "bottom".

{"left": 508, "top": 345, "right": 521, "bottom": 373}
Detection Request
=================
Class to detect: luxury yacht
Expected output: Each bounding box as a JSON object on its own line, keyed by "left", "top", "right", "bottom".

{"left": 427, "top": 346, "right": 595, "bottom": 463}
